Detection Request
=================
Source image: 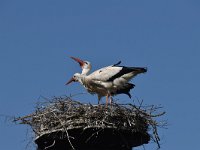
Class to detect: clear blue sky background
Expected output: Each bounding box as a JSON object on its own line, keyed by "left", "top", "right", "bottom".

{"left": 0, "top": 0, "right": 200, "bottom": 150}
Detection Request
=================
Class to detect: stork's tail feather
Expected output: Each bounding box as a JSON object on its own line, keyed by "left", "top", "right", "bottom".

{"left": 125, "top": 83, "right": 135, "bottom": 98}
{"left": 126, "top": 92, "right": 132, "bottom": 99}
{"left": 114, "top": 83, "right": 135, "bottom": 98}
{"left": 131, "top": 67, "right": 147, "bottom": 74}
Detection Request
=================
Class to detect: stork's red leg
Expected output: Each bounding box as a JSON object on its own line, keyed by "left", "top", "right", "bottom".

{"left": 110, "top": 96, "right": 113, "bottom": 105}
{"left": 106, "top": 94, "right": 110, "bottom": 106}
{"left": 106, "top": 95, "right": 108, "bottom": 106}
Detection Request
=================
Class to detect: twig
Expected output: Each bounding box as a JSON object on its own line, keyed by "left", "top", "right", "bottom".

{"left": 44, "top": 140, "right": 56, "bottom": 150}
{"left": 52, "top": 111, "right": 75, "bottom": 150}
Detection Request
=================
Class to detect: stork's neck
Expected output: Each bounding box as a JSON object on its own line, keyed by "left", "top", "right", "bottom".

{"left": 77, "top": 74, "right": 86, "bottom": 85}
{"left": 81, "top": 68, "right": 91, "bottom": 75}
{"left": 78, "top": 75, "right": 90, "bottom": 89}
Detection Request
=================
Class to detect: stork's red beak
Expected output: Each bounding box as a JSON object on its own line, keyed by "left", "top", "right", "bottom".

{"left": 70, "top": 56, "right": 85, "bottom": 68}
{"left": 66, "top": 77, "right": 75, "bottom": 85}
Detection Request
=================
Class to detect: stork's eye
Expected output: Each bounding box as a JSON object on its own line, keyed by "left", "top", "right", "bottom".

{"left": 85, "top": 62, "right": 88, "bottom": 64}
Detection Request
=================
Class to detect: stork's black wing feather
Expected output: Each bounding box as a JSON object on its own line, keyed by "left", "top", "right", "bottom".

{"left": 107, "top": 67, "right": 147, "bottom": 82}
{"left": 112, "top": 61, "right": 121, "bottom": 66}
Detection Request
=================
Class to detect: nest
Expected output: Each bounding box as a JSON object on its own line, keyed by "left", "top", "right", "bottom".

{"left": 14, "top": 96, "right": 166, "bottom": 149}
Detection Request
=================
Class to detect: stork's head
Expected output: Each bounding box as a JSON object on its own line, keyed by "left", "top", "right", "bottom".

{"left": 70, "top": 56, "right": 91, "bottom": 75}
{"left": 66, "top": 73, "right": 82, "bottom": 85}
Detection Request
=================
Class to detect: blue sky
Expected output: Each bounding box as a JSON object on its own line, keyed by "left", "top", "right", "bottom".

{"left": 0, "top": 0, "right": 200, "bottom": 149}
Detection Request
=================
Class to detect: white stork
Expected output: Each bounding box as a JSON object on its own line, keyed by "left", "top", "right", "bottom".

{"left": 66, "top": 57, "right": 147, "bottom": 105}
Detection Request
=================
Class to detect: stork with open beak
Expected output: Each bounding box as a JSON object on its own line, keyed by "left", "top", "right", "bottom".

{"left": 70, "top": 56, "right": 91, "bottom": 75}
{"left": 67, "top": 57, "right": 147, "bottom": 105}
